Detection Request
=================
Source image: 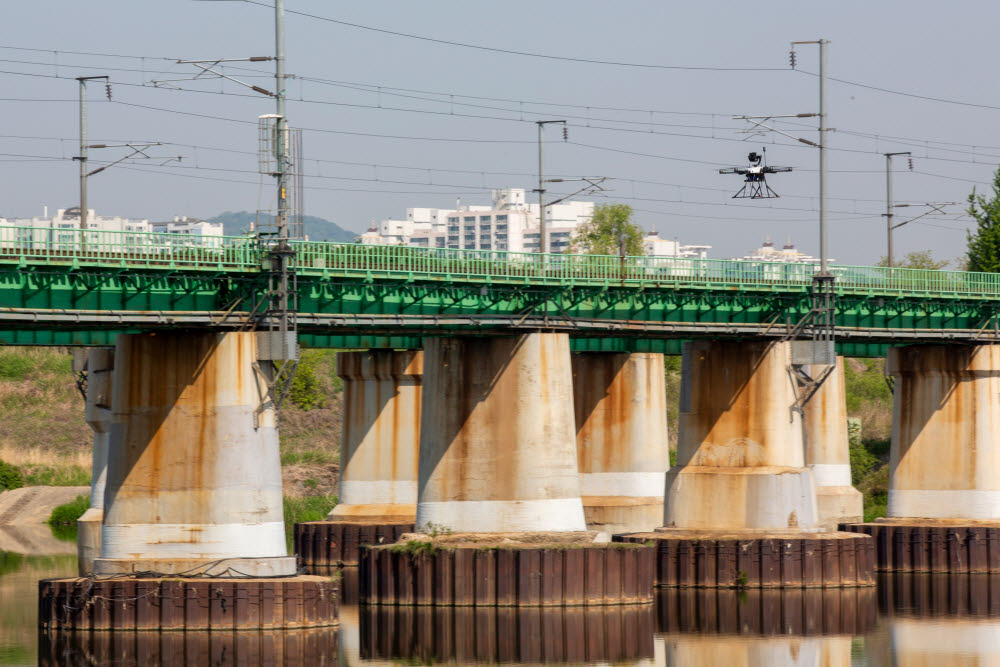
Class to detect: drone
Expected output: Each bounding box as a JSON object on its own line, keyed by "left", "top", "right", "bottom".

{"left": 719, "top": 148, "right": 793, "bottom": 199}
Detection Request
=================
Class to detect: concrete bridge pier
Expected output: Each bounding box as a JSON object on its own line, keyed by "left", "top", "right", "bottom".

{"left": 330, "top": 350, "right": 422, "bottom": 523}
{"left": 842, "top": 345, "right": 1000, "bottom": 571}
{"left": 76, "top": 347, "right": 114, "bottom": 576}
{"left": 295, "top": 350, "right": 422, "bottom": 568}
{"left": 619, "top": 341, "right": 874, "bottom": 588}
{"left": 664, "top": 340, "right": 820, "bottom": 532}
{"left": 416, "top": 333, "right": 587, "bottom": 533}
{"left": 802, "top": 357, "right": 863, "bottom": 530}
{"left": 571, "top": 352, "right": 669, "bottom": 534}
{"left": 93, "top": 332, "right": 295, "bottom": 577}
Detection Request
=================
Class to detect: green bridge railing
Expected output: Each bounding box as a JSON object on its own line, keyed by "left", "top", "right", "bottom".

{"left": 0, "top": 225, "right": 996, "bottom": 299}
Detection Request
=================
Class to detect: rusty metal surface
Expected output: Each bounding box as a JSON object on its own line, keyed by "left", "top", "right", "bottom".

{"left": 295, "top": 520, "right": 414, "bottom": 567}
{"left": 38, "top": 576, "right": 338, "bottom": 631}
{"left": 358, "top": 543, "right": 654, "bottom": 607}
{"left": 100, "top": 332, "right": 288, "bottom": 566}
{"left": 841, "top": 522, "right": 1000, "bottom": 573}
{"left": 332, "top": 350, "right": 422, "bottom": 521}
{"left": 615, "top": 533, "right": 875, "bottom": 588}
{"left": 359, "top": 603, "right": 654, "bottom": 663}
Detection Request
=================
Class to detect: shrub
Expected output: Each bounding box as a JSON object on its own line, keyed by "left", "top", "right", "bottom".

{"left": 287, "top": 353, "right": 327, "bottom": 411}
{"left": 48, "top": 494, "right": 89, "bottom": 526}
{"left": 0, "top": 460, "right": 24, "bottom": 491}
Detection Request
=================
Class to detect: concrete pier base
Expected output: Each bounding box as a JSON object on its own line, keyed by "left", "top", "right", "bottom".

{"left": 802, "top": 358, "right": 863, "bottom": 530}
{"left": 664, "top": 341, "right": 819, "bottom": 531}
{"left": 415, "top": 334, "right": 586, "bottom": 533}
{"left": 76, "top": 348, "right": 114, "bottom": 576}
{"left": 572, "top": 352, "right": 669, "bottom": 535}
{"left": 842, "top": 345, "right": 1000, "bottom": 571}
{"left": 92, "top": 332, "right": 295, "bottom": 577}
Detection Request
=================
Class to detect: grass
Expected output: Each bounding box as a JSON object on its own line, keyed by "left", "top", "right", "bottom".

{"left": 22, "top": 464, "right": 90, "bottom": 487}
{"left": 281, "top": 450, "right": 338, "bottom": 466}
{"left": 283, "top": 494, "right": 338, "bottom": 526}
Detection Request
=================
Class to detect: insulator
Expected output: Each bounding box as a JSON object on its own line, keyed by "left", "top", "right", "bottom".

{"left": 908, "top": 157, "right": 914, "bottom": 170}
{"left": 562, "top": 126, "right": 568, "bottom": 141}
{"left": 789, "top": 50, "right": 796, "bottom": 69}
{"left": 105, "top": 82, "right": 112, "bottom": 101}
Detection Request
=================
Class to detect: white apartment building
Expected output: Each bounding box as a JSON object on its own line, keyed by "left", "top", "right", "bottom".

{"left": 735, "top": 236, "right": 830, "bottom": 265}
{"left": 642, "top": 230, "right": 712, "bottom": 259}
{"left": 358, "top": 188, "right": 594, "bottom": 254}
{"left": 2, "top": 208, "right": 224, "bottom": 250}
{"left": 358, "top": 188, "right": 713, "bottom": 258}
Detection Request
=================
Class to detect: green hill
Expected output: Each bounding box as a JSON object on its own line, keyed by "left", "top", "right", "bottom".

{"left": 208, "top": 211, "right": 358, "bottom": 243}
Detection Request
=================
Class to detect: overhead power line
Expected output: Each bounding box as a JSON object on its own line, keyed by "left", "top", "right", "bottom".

{"left": 239, "top": 0, "right": 786, "bottom": 72}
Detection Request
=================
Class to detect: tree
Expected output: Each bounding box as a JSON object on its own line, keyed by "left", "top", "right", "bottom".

{"left": 875, "top": 250, "right": 949, "bottom": 270}
{"left": 966, "top": 165, "right": 1000, "bottom": 272}
{"left": 569, "top": 203, "right": 645, "bottom": 256}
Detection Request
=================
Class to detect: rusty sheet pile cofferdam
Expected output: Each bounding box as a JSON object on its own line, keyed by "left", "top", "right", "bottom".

{"left": 94, "top": 332, "right": 295, "bottom": 577}
{"left": 415, "top": 333, "right": 587, "bottom": 533}
{"left": 572, "top": 352, "right": 669, "bottom": 534}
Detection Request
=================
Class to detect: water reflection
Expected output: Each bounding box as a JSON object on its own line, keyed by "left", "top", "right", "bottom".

{"left": 0, "top": 548, "right": 77, "bottom": 666}
{"left": 359, "top": 604, "right": 655, "bottom": 665}
{"left": 340, "top": 566, "right": 657, "bottom": 665}
{"left": 13, "top": 544, "right": 1000, "bottom": 665}
{"left": 654, "top": 587, "right": 875, "bottom": 667}
{"left": 876, "top": 572, "right": 1000, "bottom": 666}
{"left": 37, "top": 629, "right": 339, "bottom": 666}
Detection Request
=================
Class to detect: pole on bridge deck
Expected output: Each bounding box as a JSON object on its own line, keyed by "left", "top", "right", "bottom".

{"left": 534, "top": 120, "right": 566, "bottom": 257}
{"left": 883, "top": 152, "right": 911, "bottom": 269}
{"left": 75, "top": 75, "right": 108, "bottom": 246}
{"left": 818, "top": 38, "right": 828, "bottom": 276}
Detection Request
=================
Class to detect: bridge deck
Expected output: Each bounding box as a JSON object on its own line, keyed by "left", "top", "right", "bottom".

{"left": 1, "top": 226, "right": 998, "bottom": 355}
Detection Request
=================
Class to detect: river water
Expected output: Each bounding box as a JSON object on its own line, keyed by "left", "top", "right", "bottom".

{"left": 2, "top": 532, "right": 997, "bottom": 665}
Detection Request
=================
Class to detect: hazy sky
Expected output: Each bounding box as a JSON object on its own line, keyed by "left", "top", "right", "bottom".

{"left": 3, "top": 1, "right": 997, "bottom": 264}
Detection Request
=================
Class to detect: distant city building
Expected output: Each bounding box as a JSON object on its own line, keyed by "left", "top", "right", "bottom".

{"left": 1, "top": 208, "right": 223, "bottom": 250}
{"left": 735, "top": 236, "right": 830, "bottom": 265}
{"left": 642, "top": 230, "right": 711, "bottom": 259}
{"left": 357, "top": 188, "right": 711, "bottom": 257}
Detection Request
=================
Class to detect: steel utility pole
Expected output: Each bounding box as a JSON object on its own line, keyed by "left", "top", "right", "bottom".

{"left": 75, "top": 76, "right": 108, "bottom": 234}
{"left": 884, "top": 152, "right": 911, "bottom": 268}
{"left": 273, "top": 0, "right": 294, "bottom": 355}
{"left": 535, "top": 120, "right": 566, "bottom": 254}
{"left": 791, "top": 39, "right": 830, "bottom": 275}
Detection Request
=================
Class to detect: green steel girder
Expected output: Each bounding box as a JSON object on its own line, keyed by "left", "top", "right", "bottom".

{"left": 0, "top": 266, "right": 999, "bottom": 357}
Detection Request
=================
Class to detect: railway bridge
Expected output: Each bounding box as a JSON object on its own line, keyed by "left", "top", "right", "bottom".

{"left": 5, "top": 226, "right": 998, "bottom": 580}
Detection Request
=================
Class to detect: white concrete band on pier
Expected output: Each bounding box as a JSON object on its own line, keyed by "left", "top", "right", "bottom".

{"left": 664, "top": 341, "right": 820, "bottom": 531}
{"left": 94, "top": 332, "right": 295, "bottom": 576}
{"left": 572, "top": 352, "right": 669, "bottom": 534}
{"left": 802, "top": 358, "right": 863, "bottom": 529}
{"left": 77, "top": 347, "right": 114, "bottom": 576}
{"left": 887, "top": 344, "right": 1000, "bottom": 520}
{"left": 415, "top": 334, "right": 587, "bottom": 533}
{"left": 329, "top": 350, "right": 422, "bottom": 523}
